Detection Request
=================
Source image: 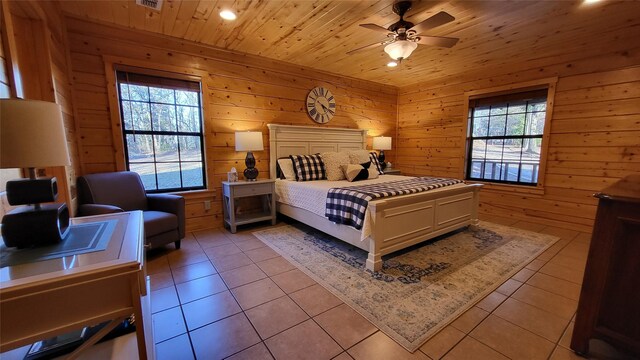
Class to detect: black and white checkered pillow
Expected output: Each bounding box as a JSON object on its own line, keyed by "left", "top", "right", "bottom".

{"left": 289, "top": 154, "right": 326, "bottom": 181}
{"left": 369, "top": 152, "right": 384, "bottom": 175}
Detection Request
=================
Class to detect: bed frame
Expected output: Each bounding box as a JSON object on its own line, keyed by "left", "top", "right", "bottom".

{"left": 268, "top": 124, "right": 482, "bottom": 271}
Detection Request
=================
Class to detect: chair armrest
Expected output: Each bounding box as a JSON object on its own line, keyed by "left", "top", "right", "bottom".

{"left": 147, "top": 194, "right": 186, "bottom": 238}
{"left": 78, "top": 204, "right": 124, "bottom": 216}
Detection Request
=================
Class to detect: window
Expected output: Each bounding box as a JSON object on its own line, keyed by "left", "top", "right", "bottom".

{"left": 116, "top": 71, "right": 206, "bottom": 192}
{"left": 466, "top": 89, "right": 548, "bottom": 186}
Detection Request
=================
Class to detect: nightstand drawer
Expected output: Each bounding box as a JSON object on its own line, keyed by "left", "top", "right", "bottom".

{"left": 234, "top": 182, "right": 273, "bottom": 197}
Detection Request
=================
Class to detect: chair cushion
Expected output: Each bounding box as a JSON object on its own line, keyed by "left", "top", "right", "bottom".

{"left": 143, "top": 211, "right": 178, "bottom": 238}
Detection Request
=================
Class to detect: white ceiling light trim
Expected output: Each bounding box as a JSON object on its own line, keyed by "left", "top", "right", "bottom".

{"left": 220, "top": 10, "right": 237, "bottom": 21}
{"left": 384, "top": 40, "right": 418, "bottom": 60}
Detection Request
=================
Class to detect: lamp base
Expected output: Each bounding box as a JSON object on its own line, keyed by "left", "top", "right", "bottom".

{"left": 1, "top": 203, "right": 70, "bottom": 248}
{"left": 244, "top": 151, "right": 259, "bottom": 181}
{"left": 378, "top": 150, "right": 387, "bottom": 170}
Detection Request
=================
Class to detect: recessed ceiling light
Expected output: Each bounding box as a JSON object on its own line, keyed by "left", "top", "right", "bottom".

{"left": 387, "top": 61, "right": 398, "bottom": 68}
{"left": 220, "top": 10, "right": 237, "bottom": 21}
{"left": 583, "top": 0, "right": 602, "bottom": 4}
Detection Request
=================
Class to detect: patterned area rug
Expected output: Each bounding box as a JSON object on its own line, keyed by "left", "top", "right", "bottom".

{"left": 253, "top": 221, "right": 558, "bottom": 352}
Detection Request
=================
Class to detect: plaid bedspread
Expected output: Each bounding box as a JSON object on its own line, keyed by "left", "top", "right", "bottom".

{"left": 325, "top": 177, "right": 464, "bottom": 230}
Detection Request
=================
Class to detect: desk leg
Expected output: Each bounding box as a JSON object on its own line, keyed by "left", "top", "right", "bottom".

{"left": 131, "top": 276, "right": 148, "bottom": 360}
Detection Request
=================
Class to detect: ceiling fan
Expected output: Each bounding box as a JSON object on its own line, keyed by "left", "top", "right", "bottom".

{"left": 348, "top": 1, "right": 459, "bottom": 63}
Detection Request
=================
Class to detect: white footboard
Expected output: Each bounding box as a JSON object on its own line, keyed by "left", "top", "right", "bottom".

{"left": 365, "top": 184, "right": 482, "bottom": 271}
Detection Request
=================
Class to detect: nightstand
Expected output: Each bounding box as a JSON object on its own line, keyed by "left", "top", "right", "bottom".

{"left": 383, "top": 168, "right": 401, "bottom": 175}
{"left": 222, "top": 179, "right": 276, "bottom": 233}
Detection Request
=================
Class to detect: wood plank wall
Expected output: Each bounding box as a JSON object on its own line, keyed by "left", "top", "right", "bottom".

{"left": 65, "top": 17, "right": 397, "bottom": 232}
{"left": 0, "top": 1, "right": 81, "bottom": 213}
{"left": 32, "top": 1, "right": 81, "bottom": 213}
{"left": 397, "top": 24, "right": 640, "bottom": 233}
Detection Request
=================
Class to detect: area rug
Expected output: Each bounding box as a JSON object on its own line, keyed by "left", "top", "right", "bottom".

{"left": 253, "top": 221, "right": 558, "bottom": 352}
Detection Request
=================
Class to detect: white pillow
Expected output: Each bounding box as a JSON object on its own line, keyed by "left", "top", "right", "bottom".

{"left": 368, "top": 167, "right": 379, "bottom": 179}
{"left": 320, "top": 151, "right": 350, "bottom": 181}
{"left": 347, "top": 149, "right": 371, "bottom": 165}
{"left": 277, "top": 158, "right": 296, "bottom": 180}
{"left": 341, "top": 164, "right": 369, "bottom": 182}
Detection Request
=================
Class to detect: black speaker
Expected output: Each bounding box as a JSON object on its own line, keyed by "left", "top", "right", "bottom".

{"left": 1, "top": 203, "right": 70, "bottom": 248}
{"left": 6, "top": 177, "right": 58, "bottom": 205}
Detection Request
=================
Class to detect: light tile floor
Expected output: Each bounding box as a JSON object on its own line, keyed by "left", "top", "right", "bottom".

{"left": 4, "top": 215, "right": 631, "bottom": 360}
{"left": 143, "top": 215, "right": 637, "bottom": 360}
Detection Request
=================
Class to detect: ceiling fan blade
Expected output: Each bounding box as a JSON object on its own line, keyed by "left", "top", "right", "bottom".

{"left": 346, "top": 40, "right": 387, "bottom": 55}
{"left": 359, "top": 23, "right": 391, "bottom": 33}
{"left": 409, "top": 11, "right": 455, "bottom": 35}
{"left": 415, "top": 35, "right": 459, "bottom": 48}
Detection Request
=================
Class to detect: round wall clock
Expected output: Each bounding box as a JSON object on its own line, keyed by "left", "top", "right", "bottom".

{"left": 306, "top": 87, "right": 336, "bottom": 124}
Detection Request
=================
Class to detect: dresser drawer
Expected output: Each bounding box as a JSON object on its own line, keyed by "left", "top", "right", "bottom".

{"left": 234, "top": 182, "right": 273, "bottom": 197}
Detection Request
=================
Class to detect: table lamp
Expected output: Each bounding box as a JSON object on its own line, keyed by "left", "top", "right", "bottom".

{"left": 235, "top": 131, "right": 264, "bottom": 181}
{"left": 1, "top": 99, "right": 71, "bottom": 248}
{"left": 373, "top": 136, "right": 392, "bottom": 170}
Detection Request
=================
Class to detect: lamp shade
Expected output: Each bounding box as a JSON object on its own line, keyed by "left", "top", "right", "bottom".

{"left": 384, "top": 40, "right": 418, "bottom": 60}
{"left": 1, "top": 99, "right": 70, "bottom": 169}
{"left": 373, "top": 136, "right": 392, "bottom": 150}
{"left": 235, "top": 131, "right": 264, "bottom": 152}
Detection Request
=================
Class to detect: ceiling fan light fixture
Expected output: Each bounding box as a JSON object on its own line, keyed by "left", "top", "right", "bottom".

{"left": 387, "top": 61, "right": 398, "bottom": 67}
{"left": 219, "top": 10, "right": 237, "bottom": 21}
{"left": 384, "top": 40, "right": 418, "bottom": 60}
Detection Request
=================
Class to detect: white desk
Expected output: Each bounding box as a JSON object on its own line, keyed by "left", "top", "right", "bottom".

{"left": 0, "top": 211, "right": 152, "bottom": 359}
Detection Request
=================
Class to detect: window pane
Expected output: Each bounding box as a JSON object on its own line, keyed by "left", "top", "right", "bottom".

{"left": 129, "top": 163, "right": 157, "bottom": 191}
{"left": 131, "top": 102, "right": 151, "bottom": 130}
{"left": 472, "top": 116, "right": 489, "bottom": 137}
{"left": 176, "top": 90, "right": 198, "bottom": 106}
{"left": 179, "top": 136, "right": 202, "bottom": 161}
{"left": 506, "top": 114, "right": 525, "bottom": 135}
{"left": 128, "top": 85, "right": 149, "bottom": 101}
{"left": 120, "top": 84, "right": 130, "bottom": 100}
{"left": 505, "top": 163, "right": 519, "bottom": 182}
{"left": 177, "top": 106, "right": 200, "bottom": 133}
{"left": 474, "top": 106, "right": 490, "bottom": 117}
{"left": 484, "top": 162, "right": 496, "bottom": 179}
{"left": 154, "top": 135, "right": 179, "bottom": 162}
{"left": 126, "top": 134, "right": 155, "bottom": 163}
{"left": 156, "top": 162, "right": 182, "bottom": 190}
{"left": 520, "top": 164, "right": 535, "bottom": 183}
{"left": 488, "top": 115, "right": 506, "bottom": 136}
{"left": 470, "top": 161, "right": 482, "bottom": 178}
{"left": 507, "top": 102, "right": 526, "bottom": 114}
{"left": 527, "top": 112, "right": 546, "bottom": 135}
{"left": 489, "top": 106, "right": 506, "bottom": 116}
{"left": 182, "top": 162, "right": 204, "bottom": 188}
{"left": 151, "top": 104, "right": 177, "bottom": 132}
{"left": 503, "top": 138, "right": 522, "bottom": 163}
{"left": 471, "top": 140, "right": 486, "bottom": 161}
{"left": 522, "top": 138, "right": 541, "bottom": 162}
{"left": 527, "top": 101, "right": 546, "bottom": 112}
{"left": 149, "top": 87, "right": 175, "bottom": 104}
{"left": 121, "top": 100, "right": 133, "bottom": 130}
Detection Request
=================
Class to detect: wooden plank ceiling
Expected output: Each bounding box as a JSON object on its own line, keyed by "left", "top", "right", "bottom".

{"left": 59, "top": 0, "right": 639, "bottom": 87}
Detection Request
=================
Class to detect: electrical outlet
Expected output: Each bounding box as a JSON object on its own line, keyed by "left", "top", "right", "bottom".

{"left": 204, "top": 200, "right": 211, "bottom": 210}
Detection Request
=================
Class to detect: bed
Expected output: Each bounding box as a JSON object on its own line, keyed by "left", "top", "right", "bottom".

{"left": 268, "top": 124, "right": 482, "bottom": 271}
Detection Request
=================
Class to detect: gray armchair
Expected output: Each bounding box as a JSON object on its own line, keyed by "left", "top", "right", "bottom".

{"left": 77, "top": 171, "right": 185, "bottom": 249}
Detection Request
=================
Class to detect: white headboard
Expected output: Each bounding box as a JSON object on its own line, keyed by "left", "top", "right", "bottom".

{"left": 267, "top": 124, "right": 367, "bottom": 179}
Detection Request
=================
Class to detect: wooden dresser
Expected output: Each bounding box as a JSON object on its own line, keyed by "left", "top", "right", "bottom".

{"left": 571, "top": 175, "right": 640, "bottom": 357}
